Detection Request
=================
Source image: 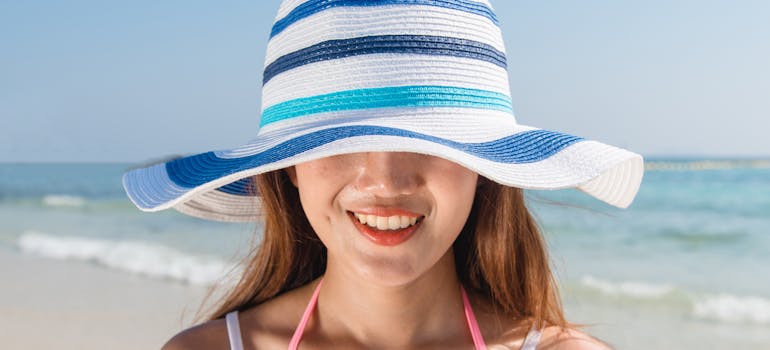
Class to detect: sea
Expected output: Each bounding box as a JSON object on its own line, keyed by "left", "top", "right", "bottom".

{"left": 1, "top": 160, "right": 768, "bottom": 349}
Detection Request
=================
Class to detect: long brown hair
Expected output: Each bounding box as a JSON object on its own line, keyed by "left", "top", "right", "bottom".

{"left": 204, "top": 169, "right": 566, "bottom": 328}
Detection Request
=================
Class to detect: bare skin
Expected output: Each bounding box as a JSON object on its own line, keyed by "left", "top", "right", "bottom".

{"left": 162, "top": 153, "right": 612, "bottom": 349}
{"left": 162, "top": 275, "right": 611, "bottom": 350}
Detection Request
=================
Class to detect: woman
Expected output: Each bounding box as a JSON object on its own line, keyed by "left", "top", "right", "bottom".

{"left": 123, "top": 0, "right": 643, "bottom": 349}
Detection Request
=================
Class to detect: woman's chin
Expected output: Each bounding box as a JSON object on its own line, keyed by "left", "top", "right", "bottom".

{"left": 349, "top": 253, "right": 423, "bottom": 287}
{"left": 336, "top": 247, "right": 455, "bottom": 288}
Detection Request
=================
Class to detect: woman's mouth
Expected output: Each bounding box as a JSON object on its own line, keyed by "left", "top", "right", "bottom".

{"left": 347, "top": 211, "right": 424, "bottom": 246}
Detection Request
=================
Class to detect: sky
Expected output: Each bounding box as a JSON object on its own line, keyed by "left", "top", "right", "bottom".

{"left": 2, "top": 0, "right": 769, "bottom": 163}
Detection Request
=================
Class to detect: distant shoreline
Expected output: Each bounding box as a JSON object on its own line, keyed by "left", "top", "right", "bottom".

{"left": 644, "top": 159, "right": 770, "bottom": 171}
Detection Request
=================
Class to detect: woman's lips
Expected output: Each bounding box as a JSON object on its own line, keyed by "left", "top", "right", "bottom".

{"left": 347, "top": 211, "right": 423, "bottom": 246}
{"left": 349, "top": 207, "right": 423, "bottom": 218}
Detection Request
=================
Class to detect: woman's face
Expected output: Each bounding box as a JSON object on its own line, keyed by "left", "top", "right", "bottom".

{"left": 286, "top": 152, "right": 478, "bottom": 286}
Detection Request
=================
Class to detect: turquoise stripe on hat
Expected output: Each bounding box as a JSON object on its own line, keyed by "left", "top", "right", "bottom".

{"left": 260, "top": 85, "right": 513, "bottom": 127}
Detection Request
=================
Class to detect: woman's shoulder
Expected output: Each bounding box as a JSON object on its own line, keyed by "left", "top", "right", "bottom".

{"left": 535, "top": 326, "right": 613, "bottom": 350}
{"left": 161, "top": 282, "right": 318, "bottom": 350}
{"left": 468, "top": 293, "right": 611, "bottom": 350}
{"left": 488, "top": 324, "right": 611, "bottom": 350}
{"left": 160, "top": 318, "right": 229, "bottom": 350}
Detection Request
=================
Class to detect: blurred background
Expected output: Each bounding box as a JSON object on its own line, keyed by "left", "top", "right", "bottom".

{"left": 1, "top": 1, "right": 768, "bottom": 349}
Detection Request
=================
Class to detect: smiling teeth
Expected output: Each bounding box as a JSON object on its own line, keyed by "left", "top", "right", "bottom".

{"left": 353, "top": 213, "right": 419, "bottom": 230}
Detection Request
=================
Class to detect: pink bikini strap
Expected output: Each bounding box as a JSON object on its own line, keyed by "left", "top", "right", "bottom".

{"left": 288, "top": 279, "right": 487, "bottom": 350}
{"left": 461, "top": 285, "right": 488, "bottom": 350}
{"left": 288, "top": 279, "right": 323, "bottom": 350}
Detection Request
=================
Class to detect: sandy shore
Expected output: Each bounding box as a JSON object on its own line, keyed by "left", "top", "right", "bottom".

{"left": 0, "top": 247, "right": 211, "bottom": 350}
{"left": 4, "top": 246, "right": 769, "bottom": 350}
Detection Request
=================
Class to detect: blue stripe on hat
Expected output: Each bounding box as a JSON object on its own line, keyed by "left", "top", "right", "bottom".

{"left": 216, "top": 178, "right": 255, "bottom": 196}
{"left": 167, "top": 126, "right": 583, "bottom": 193}
{"left": 263, "top": 35, "right": 507, "bottom": 85}
{"left": 260, "top": 85, "right": 513, "bottom": 127}
{"left": 271, "top": 0, "right": 499, "bottom": 39}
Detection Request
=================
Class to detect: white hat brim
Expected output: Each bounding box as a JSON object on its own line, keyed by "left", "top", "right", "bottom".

{"left": 123, "top": 122, "right": 643, "bottom": 222}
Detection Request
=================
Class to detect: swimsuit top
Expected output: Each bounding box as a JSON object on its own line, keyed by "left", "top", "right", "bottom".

{"left": 225, "top": 280, "right": 543, "bottom": 350}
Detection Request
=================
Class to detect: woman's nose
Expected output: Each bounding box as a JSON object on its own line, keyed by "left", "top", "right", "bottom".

{"left": 354, "top": 152, "right": 421, "bottom": 197}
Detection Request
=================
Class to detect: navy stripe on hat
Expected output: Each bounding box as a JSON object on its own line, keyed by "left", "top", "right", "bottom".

{"left": 271, "top": 0, "right": 500, "bottom": 39}
{"left": 263, "top": 35, "right": 507, "bottom": 85}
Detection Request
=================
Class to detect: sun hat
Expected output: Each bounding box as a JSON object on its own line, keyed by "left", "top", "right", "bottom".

{"left": 123, "top": 0, "right": 644, "bottom": 222}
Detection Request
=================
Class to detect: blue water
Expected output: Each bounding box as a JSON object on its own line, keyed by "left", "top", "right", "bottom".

{"left": 0, "top": 163, "right": 255, "bottom": 260}
{"left": 531, "top": 166, "right": 770, "bottom": 297}
{"left": 1, "top": 161, "right": 769, "bottom": 347}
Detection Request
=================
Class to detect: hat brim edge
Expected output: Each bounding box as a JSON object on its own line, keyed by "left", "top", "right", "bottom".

{"left": 123, "top": 128, "right": 644, "bottom": 222}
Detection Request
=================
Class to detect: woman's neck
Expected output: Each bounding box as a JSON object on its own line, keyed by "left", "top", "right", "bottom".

{"left": 313, "top": 251, "right": 472, "bottom": 348}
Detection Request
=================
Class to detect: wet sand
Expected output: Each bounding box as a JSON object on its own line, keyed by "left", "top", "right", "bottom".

{"left": 0, "top": 248, "right": 210, "bottom": 350}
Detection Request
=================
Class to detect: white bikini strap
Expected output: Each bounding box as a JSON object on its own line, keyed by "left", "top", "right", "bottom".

{"left": 520, "top": 324, "right": 543, "bottom": 350}
{"left": 225, "top": 311, "right": 244, "bottom": 350}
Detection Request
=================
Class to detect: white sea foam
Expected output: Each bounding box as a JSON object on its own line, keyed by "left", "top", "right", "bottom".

{"left": 42, "top": 195, "right": 86, "bottom": 207}
{"left": 693, "top": 294, "right": 770, "bottom": 324}
{"left": 17, "top": 231, "right": 234, "bottom": 286}
{"left": 580, "top": 275, "right": 770, "bottom": 325}
{"left": 580, "top": 275, "right": 676, "bottom": 299}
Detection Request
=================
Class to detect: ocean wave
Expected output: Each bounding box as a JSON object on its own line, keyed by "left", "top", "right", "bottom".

{"left": 580, "top": 275, "right": 676, "bottom": 299}
{"left": 17, "top": 231, "right": 234, "bottom": 286}
{"left": 41, "top": 195, "right": 86, "bottom": 208}
{"left": 694, "top": 294, "right": 770, "bottom": 324}
{"left": 579, "top": 275, "right": 770, "bottom": 325}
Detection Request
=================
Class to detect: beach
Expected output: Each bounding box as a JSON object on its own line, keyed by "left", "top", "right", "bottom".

{"left": 0, "top": 247, "right": 208, "bottom": 350}
{"left": 1, "top": 162, "right": 770, "bottom": 349}
{"left": 3, "top": 248, "right": 769, "bottom": 350}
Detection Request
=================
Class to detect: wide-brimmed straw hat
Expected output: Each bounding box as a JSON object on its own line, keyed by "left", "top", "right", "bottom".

{"left": 123, "top": 0, "right": 644, "bottom": 222}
